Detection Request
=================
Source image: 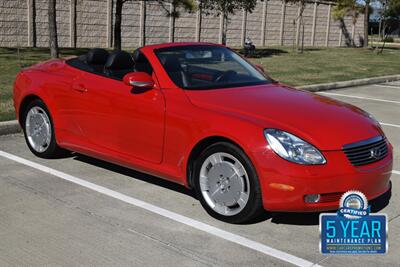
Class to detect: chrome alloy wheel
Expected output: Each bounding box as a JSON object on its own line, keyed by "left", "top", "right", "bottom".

{"left": 199, "top": 152, "right": 250, "bottom": 216}
{"left": 25, "top": 106, "right": 52, "bottom": 153}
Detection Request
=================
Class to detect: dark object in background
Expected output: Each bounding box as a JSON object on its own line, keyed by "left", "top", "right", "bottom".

{"left": 244, "top": 37, "right": 256, "bottom": 57}
{"left": 48, "top": 0, "right": 59, "bottom": 58}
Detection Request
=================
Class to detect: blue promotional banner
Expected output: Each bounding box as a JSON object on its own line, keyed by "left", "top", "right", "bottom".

{"left": 320, "top": 214, "right": 387, "bottom": 254}
{"left": 320, "top": 190, "right": 388, "bottom": 254}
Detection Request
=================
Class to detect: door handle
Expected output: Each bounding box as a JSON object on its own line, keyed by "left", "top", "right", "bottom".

{"left": 72, "top": 84, "right": 88, "bottom": 93}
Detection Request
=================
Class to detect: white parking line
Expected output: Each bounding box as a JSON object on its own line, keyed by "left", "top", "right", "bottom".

{"left": 380, "top": 122, "right": 400, "bottom": 129}
{"left": 319, "top": 92, "right": 400, "bottom": 104}
{"left": 0, "top": 150, "right": 319, "bottom": 267}
{"left": 392, "top": 170, "right": 400, "bottom": 175}
{"left": 317, "top": 92, "right": 400, "bottom": 129}
{"left": 373, "top": 84, "right": 400, "bottom": 89}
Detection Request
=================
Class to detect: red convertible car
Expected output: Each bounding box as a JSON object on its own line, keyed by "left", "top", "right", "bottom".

{"left": 14, "top": 42, "right": 392, "bottom": 223}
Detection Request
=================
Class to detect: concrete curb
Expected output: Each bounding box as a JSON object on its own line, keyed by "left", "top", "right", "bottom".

{"left": 298, "top": 74, "right": 400, "bottom": 92}
{"left": 1, "top": 74, "right": 400, "bottom": 136}
{"left": 0, "top": 120, "right": 21, "bottom": 136}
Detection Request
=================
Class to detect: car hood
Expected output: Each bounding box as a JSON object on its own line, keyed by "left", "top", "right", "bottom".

{"left": 184, "top": 83, "right": 384, "bottom": 151}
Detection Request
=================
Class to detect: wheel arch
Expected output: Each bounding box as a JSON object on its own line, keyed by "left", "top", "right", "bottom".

{"left": 18, "top": 94, "right": 43, "bottom": 124}
{"left": 186, "top": 136, "right": 246, "bottom": 189}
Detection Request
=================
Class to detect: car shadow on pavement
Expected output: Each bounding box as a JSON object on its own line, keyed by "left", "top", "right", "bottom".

{"left": 72, "top": 153, "right": 392, "bottom": 226}
{"left": 73, "top": 153, "right": 196, "bottom": 198}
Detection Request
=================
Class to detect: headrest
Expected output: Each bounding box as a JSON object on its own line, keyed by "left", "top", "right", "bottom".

{"left": 161, "top": 56, "right": 182, "bottom": 72}
{"left": 86, "top": 48, "right": 109, "bottom": 65}
{"left": 104, "top": 51, "right": 134, "bottom": 70}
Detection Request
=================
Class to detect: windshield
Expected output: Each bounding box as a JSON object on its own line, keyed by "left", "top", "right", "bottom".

{"left": 154, "top": 45, "right": 270, "bottom": 90}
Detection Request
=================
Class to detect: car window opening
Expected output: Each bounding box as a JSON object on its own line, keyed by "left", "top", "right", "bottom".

{"left": 155, "top": 45, "right": 270, "bottom": 90}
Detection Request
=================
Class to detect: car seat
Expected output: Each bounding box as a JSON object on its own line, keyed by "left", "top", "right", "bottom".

{"left": 104, "top": 51, "right": 135, "bottom": 80}
{"left": 161, "top": 56, "right": 190, "bottom": 88}
{"left": 80, "top": 48, "right": 109, "bottom": 73}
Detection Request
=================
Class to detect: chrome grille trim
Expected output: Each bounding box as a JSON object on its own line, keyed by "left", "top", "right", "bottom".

{"left": 343, "top": 136, "right": 388, "bottom": 166}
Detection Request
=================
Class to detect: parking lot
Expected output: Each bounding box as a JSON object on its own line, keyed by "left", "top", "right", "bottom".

{"left": 0, "top": 81, "right": 399, "bottom": 267}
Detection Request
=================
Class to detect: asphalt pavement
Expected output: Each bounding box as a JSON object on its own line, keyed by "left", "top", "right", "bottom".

{"left": 0, "top": 81, "right": 399, "bottom": 267}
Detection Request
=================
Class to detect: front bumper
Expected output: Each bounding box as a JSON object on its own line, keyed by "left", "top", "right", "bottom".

{"left": 252, "top": 143, "right": 393, "bottom": 212}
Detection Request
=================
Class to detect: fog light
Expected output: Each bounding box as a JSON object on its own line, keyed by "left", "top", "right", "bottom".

{"left": 304, "top": 194, "right": 321, "bottom": 203}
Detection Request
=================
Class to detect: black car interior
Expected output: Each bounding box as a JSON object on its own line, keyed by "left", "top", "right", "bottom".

{"left": 160, "top": 55, "right": 190, "bottom": 88}
{"left": 67, "top": 48, "right": 152, "bottom": 81}
{"left": 104, "top": 50, "right": 135, "bottom": 80}
{"left": 80, "top": 48, "right": 109, "bottom": 72}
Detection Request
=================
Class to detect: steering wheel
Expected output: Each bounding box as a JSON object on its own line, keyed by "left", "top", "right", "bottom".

{"left": 215, "top": 70, "right": 237, "bottom": 83}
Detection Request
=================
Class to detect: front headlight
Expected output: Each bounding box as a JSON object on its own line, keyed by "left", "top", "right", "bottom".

{"left": 264, "top": 129, "right": 326, "bottom": 165}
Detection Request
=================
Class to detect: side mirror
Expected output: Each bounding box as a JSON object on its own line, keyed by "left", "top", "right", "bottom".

{"left": 123, "top": 72, "right": 154, "bottom": 89}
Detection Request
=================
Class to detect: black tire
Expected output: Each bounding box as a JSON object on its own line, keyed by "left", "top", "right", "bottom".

{"left": 22, "top": 99, "right": 67, "bottom": 159}
{"left": 193, "top": 142, "right": 263, "bottom": 224}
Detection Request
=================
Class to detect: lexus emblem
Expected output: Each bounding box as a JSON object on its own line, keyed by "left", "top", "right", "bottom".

{"left": 370, "top": 147, "right": 382, "bottom": 159}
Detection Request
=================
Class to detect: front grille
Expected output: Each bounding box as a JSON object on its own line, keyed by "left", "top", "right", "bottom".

{"left": 343, "top": 136, "right": 388, "bottom": 166}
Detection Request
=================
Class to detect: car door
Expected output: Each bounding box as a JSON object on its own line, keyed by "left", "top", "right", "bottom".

{"left": 70, "top": 72, "right": 166, "bottom": 164}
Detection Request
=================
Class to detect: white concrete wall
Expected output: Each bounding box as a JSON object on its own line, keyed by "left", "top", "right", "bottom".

{"left": 0, "top": 0, "right": 365, "bottom": 48}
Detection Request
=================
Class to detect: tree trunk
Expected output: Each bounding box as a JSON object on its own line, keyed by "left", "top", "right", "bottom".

{"left": 363, "top": 0, "right": 369, "bottom": 47}
{"left": 114, "top": 0, "right": 123, "bottom": 50}
{"left": 301, "top": 19, "right": 304, "bottom": 53}
{"left": 196, "top": 2, "right": 202, "bottom": 41}
{"left": 70, "top": 0, "right": 77, "bottom": 48}
{"left": 378, "top": 19, "right": 382, "bottom": 39}
{"left": 296, "top": 4, "right": 305, "bottom": 52}
{"left": 339, "top": 18, "right": 352, "bottom": 47}
{"left": 48, "top": 0, "right": 59, "bottom": 58}
{"left": 223, "top": 13, "right": 228, "bottom": 45}
{"left": 32, "top": 0, "right": 37, "bottom": 47}
{"left": 169, "top": 3, "right": 176, "bottom": 42}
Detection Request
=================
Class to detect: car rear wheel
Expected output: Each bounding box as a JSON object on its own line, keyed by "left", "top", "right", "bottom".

{"left": 194, "top": 142, "right": 263, "bottom": 223}
{"left": 23, "top": 99, "right": 65, "bottom": 158}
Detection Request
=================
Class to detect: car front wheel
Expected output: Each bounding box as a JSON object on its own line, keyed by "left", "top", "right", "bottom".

{"left": 194, "top": 142, "right": 263, "bottom": 223}
{"left": 23, "top": 99, "right": 66, "bottom": 158}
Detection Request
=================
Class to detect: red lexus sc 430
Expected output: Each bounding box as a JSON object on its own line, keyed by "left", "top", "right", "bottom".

{"left": 13, "top": 43, "right": 392, "bottom": 223}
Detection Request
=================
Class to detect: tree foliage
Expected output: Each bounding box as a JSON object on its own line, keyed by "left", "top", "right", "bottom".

{"left": 333, "top": 0, "right": 364, "bottom": 25}
{"left": 333, "top": 0, "right": 364, "bottom": 46}
{"left": 199, "top": 0, "right": 258, "bottom": 15}
{"left": 374, "top": 0, "right": 400, "bottom": 53}
{"left": 158, "top": 0, "right": 197, "bottom": 18}
{"left": 376, "top": 0, "right": 400, "bottom": 36}
{"left": 383, "top": 0, "right": 400, "bottom": 18}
